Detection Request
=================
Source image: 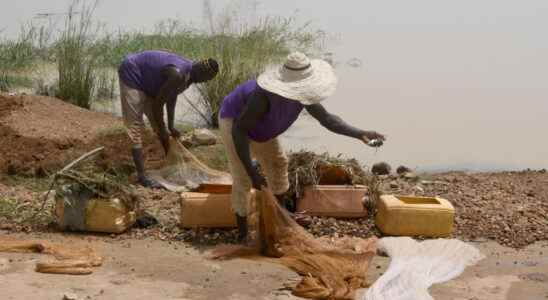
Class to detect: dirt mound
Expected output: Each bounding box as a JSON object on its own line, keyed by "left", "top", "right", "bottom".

{"left": 0, "top": 93, "right": 118, "bottom": 142}
{"left": 0, "top": 93, "right": 163, "bottom": 175}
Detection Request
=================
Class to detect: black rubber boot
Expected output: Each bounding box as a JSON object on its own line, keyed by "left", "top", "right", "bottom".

{"left": 275, "top": 193, "right": 295, "bottom": 213}
{"left": 236, "top": 214, "right": 248, "bottom": 243}
{"left": 131, "top": 147, "right": 162, "bottom": 189}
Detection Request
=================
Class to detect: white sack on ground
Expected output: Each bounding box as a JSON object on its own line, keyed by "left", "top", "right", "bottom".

{"left": 362, "top": 237, "right": 484, "bottom": 300}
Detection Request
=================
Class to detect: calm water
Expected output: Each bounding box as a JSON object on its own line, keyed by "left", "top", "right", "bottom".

{"left": 3, "top": 0, "right": 547, "bottom": 171}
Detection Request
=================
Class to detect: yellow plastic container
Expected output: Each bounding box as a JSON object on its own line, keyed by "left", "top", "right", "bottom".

{"left": 55, "top": 197, "right": 136, "bottom": 234}
{"left": 376, "top": 195, "right": 454, "bottom": 237}
{"left": 180, "top": 192, "right": 236, "bottom": 228}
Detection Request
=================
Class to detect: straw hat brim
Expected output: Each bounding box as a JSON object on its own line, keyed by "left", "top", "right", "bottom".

{"left": 257, "top": 59, "right": 337, "bottom": 105}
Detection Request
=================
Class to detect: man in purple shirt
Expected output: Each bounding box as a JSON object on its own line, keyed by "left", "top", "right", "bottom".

{"left": 118, "top": 50, "right": 219, "bottom": 188}
{"left": 219, "top": 52, "right": 386, "bottom": 243}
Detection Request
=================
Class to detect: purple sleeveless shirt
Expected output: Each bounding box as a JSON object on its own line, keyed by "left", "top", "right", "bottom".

{"left": 118, "top": 50, "right": 192, "bottom": 98}
{"left": 219, "top": 80, "right": 304, "bottom": 142}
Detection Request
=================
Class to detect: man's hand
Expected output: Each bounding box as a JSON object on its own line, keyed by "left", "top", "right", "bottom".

{"left": 251, "top": 171, "right": 267, "bottom": 190}
{"left": 169, "top": 127, "right": 181, "bottom": 139}
{"left": 361, "top": 131, "right": 386, "bottom": 147}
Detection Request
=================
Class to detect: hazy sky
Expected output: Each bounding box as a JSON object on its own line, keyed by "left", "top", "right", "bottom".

{"left": 2, "top": 0, "right": 547, "bottom": 170}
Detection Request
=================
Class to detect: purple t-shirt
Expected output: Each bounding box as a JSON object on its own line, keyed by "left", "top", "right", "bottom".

{"left": 118, "top": 50, "right": 192, "bottom": 99}
{"left": 220, "top": 80, "right": 304, "bottom": 142}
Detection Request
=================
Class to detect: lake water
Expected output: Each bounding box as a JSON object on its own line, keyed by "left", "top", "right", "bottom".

{"left": 3, "top": 0, "right": 547, "bottom": 171}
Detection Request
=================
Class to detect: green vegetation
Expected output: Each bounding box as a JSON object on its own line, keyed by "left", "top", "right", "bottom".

{"left": 0, "top": 195, "right": 54, "bottom": 226}
{"left": 0, "top": 0, "right": 325, "bottom": 127}
{"left": 55, "top": 0, "right": 100, "bottom": 109}
{"left": 0, "top": 74, "right": 33, "bottom": 92}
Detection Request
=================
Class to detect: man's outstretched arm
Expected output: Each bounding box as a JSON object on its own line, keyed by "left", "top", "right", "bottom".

{"left": 305, "top": 103, "right": 385, "bottom": 145}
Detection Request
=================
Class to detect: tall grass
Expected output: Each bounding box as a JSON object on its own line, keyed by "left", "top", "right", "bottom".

{"left": 0, "top": 23, "right": 52, "bottom": 91}
{"left": 193, "top": 15, "right": 325, "bottom": 127}
{"left": 55, "top": 0, "right": 100, "bottom": 109}
{"left": 0, "top": 0, "right": 326, "bottom": 122}
{"left": 0, "top": 26, "right": 38, "bottom": 71}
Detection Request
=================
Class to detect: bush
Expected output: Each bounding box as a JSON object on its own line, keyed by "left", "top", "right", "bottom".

{"left": 189, "top": 10, "right": 325, "bottom": 127}
{"left": 55, "top": 0, "right": 100, "bottom": 109}
{"left": 0, "top": 0, "right": 326, "bottom": 121}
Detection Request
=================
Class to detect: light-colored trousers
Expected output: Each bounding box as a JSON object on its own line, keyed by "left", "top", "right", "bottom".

{"left": 218, "top": 117, "right": 290, "bottom": 217}
{"left": 119, "top": 81, "right": 160, "bottom": 148}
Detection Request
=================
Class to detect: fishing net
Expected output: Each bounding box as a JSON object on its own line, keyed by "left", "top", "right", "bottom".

{"left": 0, "top": 237, "right": 103, "bottom": 275}
{"left": 361, "top": 237, "right": 484, "bottom": 300}
{"left": 149, "top": 139, "right": 231, "bottom": 191}
{"left": 212, "top": 188, "right": 377, "bottom": 300}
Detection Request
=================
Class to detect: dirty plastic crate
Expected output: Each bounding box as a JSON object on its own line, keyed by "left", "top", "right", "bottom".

{"left": 195, "top": 183, "right": 232, "bottom": 194}
{"left": 376, "top": 195, "right": 454, "bottom": 237}
{"left": 297, "top": 185, "right": 368, "bottom": 218}
{"left": 180, "top": 192, "right": 236, "bottom": 228}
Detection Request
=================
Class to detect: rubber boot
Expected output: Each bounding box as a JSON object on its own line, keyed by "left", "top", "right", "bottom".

{"left": 236, "top": 214, "right": 248, "bottom": 243}
{"left": 131, "top": 147, "right": 161, "bottom": 188}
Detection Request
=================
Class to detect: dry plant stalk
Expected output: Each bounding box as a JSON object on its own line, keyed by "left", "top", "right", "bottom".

{"left": 287, "top": 151, "right": 367, "bottom": 199}
{"left": 363, "top": 174, "right": 383, "bottom": 213}
{"left": 0, "top": 238, "right": 103, "bottom": 275}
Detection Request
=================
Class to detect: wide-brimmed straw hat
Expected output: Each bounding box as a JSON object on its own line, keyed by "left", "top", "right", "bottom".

{"left": 257, "top": 51, "right": 337, "bottom": 105}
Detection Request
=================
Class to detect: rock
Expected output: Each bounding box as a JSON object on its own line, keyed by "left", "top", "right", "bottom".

{"left": 371, "top": 162, "right": 391, "bottom": 175}
{"left": 62, "top": 292, "right": 79, "bottom": 300}
{"left": 389, "top": 181, "right": 399, "bottom": 189}
{"left": 413, "top": 185, "right": 424, "bottom": 192}
{"left": 0, "top": 258, "right": 9, "bottom": 272}
{"left": 191, "top": 129, "right": 217, "bottom": 146}
{"left": 402, "top": 172, "right": 419, "bottom": 181}
{"left": 396, "top": 165, "right": 412, "bottom": 175}
{"left": 519, "top": 273, "right": 548, "bottom": 282}
{"left": 179, "top": 137, "right": 194, "bottom": 148}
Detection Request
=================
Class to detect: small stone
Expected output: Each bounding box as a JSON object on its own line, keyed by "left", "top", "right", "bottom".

{"left": 414, "top": 185, "right": 424, "bottom": 192}
{"left": 62, "top": 292, "right": 78, "bottom": 300}
{"left": 191, "top": 129, "right": 217, "bottom": 146}
{"left": 396, "top": 165, "right": 412, "bottom": 175}
{"left": 403, "top": 172, "right": 419, "bottom": 180}
{"left": 372, "top": 162, "right": 391, "bottom": 175}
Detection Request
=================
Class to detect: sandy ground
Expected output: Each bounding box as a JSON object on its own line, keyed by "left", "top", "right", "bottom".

{"left": 1, "top": 232, "right": 546, "bottom": 300}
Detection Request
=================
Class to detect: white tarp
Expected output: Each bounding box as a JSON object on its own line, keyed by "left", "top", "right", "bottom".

{"left": 362, "top": 237, "right": 484, "bottom": 300}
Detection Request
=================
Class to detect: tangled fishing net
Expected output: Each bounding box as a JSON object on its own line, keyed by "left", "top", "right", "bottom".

{"left": 0, "top": 237, "right": 102, "bottom": 275}
{"left": 149, "top": 139, "right": 231, "bottom": 191}
{"left": 212, "top": 188, "right": 377, "bottom": 300}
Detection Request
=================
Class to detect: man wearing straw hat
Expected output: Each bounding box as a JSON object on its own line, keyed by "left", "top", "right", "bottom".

{"left": 118, "top": 50, "right": 219, "bottom": 188}
{"left": 219, "top": 51, "right": 385, "bottom": 243}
